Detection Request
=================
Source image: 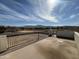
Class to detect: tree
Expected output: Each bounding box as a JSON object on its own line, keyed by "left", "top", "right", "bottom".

{"left": 0, "top": 26, "right": 6, "bottom": 33}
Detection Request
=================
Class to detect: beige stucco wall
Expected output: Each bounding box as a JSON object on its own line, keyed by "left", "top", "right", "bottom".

{"left": 56, "top": 31, "right": 74, "bottom": 39}
{"left": 74, "top": 32, "right": 79, "bottom": 49}
{"left": 0, "top": 35, "right": 8, "bottom": 52}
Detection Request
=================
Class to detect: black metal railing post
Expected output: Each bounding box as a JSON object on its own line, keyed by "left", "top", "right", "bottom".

{"left": 38, "top": 32, "right": 39, "bottom": 40}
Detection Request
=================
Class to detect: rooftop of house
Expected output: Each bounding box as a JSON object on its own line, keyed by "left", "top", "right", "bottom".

{"left": 0, "top": 37, "right": 79, "bottom": 59}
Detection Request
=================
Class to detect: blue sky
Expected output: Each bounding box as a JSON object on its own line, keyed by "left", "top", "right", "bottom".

{"left": 0, "top": 0, "right": 79, "bottom": 26}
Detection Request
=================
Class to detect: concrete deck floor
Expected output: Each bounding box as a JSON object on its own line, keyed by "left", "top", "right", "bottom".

{"left": 0, "top": 37, "right": 79, "bottom": 59}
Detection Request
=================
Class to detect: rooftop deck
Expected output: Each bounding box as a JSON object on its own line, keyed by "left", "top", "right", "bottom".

{"left": 0, "top": 37, "right": 79, "bottom": 59}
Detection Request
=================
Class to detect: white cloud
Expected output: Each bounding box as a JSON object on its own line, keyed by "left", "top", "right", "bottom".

{"left": 59, "top": 3, "right": 67, "bottom": 13}
{"left": 69, "top": 13, "right": 79, "bottom": 19}
{"left": 0, "top": 3, "right": 46, "bottom": 22}
{"left": 32, "top": 0, "right": 61, "bottom": 22}
{"left": 69, "top": 15, "right": 76, "bottom": 19}
{"left": 47, "top": 0, "right": 60, "bottom": 12}
{"left": 38, "top": 14, "right": 58, "bottom": 22}
{"left": 0, "top": 3, "right": 30, "bottom": 20}
{"left": 0, "top": 14, "right": 28, "bottom": 21}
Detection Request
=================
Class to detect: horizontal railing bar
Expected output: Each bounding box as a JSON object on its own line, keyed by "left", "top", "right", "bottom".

{"left": 6, "top": 32, "right": 49, "bottom": 37}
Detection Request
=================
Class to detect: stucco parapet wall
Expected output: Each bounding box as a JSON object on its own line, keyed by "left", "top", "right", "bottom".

{"left": 0, "top": 35, "right": 8, "bottom": 52}
{"left": 56, "top": 30, "right": 74, "bottom": 40}
{"left": 74, "top": 32, "right": 79, "bottom": 51}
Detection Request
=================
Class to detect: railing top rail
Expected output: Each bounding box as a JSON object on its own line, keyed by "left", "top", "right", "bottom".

{"left": 2, "top": 32, "right": 49, "bottom": 37}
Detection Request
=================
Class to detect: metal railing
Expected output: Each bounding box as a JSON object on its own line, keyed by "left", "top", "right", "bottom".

{"left": 0, "top": 30, "right": 75, "bottom": 53}
{"left": 7, "top": 32, "right": 48, "bottom": 48}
